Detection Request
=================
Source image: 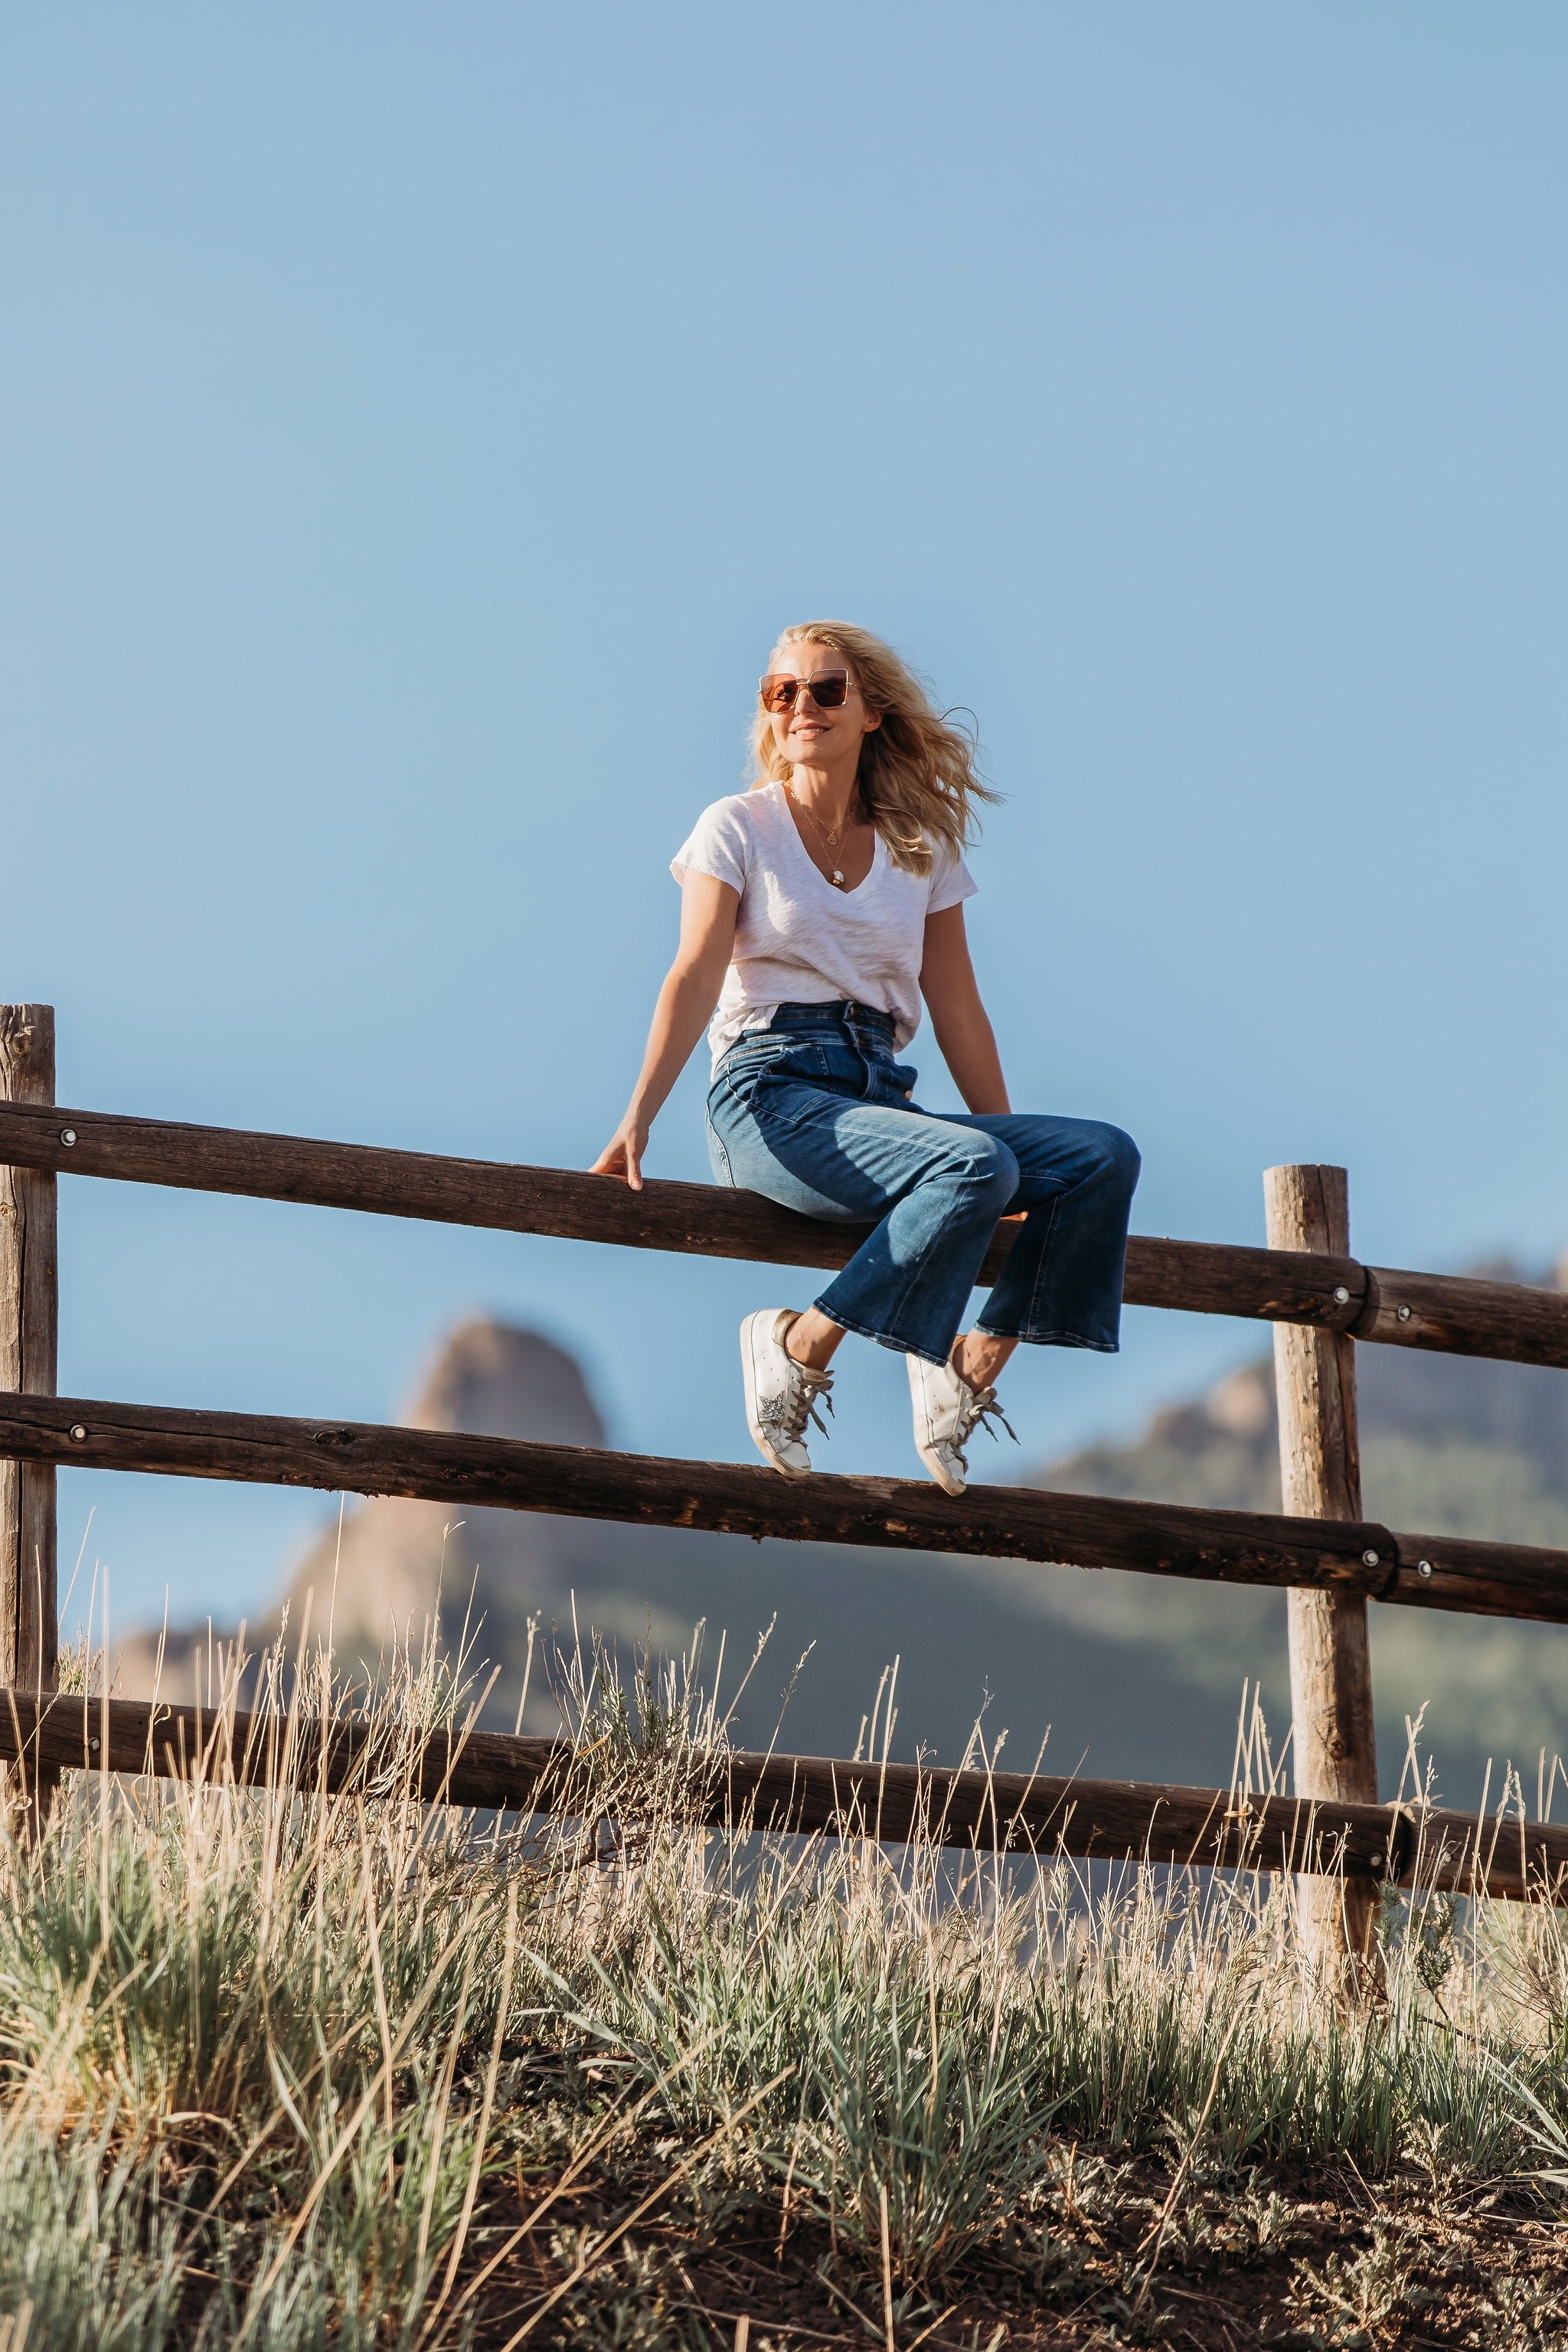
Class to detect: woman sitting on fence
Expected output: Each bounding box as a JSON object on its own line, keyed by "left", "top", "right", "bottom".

{"left": 593, "top": 621, "right": 1140, "bottom": 1496}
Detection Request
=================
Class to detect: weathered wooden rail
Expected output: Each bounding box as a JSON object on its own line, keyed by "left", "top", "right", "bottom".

{"left": 6, "top": 1689, "right": 1563, "bottom": 1903}
{"left": 0, "top": 1389, "right": 1563, "bottom": 1625}
{"left": 5, "top": 1003, "right": 1568, "bottom": 1962}
{"left": 1, "top": 1097, "right": 1566, "bottom": 1365}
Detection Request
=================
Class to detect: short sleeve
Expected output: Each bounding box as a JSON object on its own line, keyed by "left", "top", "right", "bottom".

{"left": 671, "top": 797, "right": 752, "bottom": 897}
{"left": 927, "top": 839, "right": 978, "bottom": 916}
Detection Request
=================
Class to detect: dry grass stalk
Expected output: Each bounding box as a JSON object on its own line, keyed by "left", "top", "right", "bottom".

{"left": 0, "top": 1615, "right": 1560, "bottom": 2345}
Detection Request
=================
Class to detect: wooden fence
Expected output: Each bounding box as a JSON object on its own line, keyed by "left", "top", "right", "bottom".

{"left": 5, "top": 1003, "right": 1568, "bottom": 1962}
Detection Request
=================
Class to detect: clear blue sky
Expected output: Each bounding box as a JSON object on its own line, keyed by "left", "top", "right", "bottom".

{"left": 5, "top": 6, "right": 1566, "bottom": 1632}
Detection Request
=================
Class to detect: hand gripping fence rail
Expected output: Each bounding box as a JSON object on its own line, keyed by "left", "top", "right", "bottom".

{"left": 3, "top": 1005, "right": 1568, "bottom": 1908}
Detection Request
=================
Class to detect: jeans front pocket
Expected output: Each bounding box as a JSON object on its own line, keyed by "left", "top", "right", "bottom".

{"left": 865, "top": 1054, "right": 919, "bottom": 1104}
{"left": 717, "top": 1036, "right": 832, "bottom": 1093}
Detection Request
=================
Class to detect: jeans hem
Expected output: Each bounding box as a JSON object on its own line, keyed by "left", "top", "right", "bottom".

{"left": 810, "top": 1298, "right": 954, "bottom": 1368}
{"left": 972, "top": 1325, "right": 1121, "bottom": 1353}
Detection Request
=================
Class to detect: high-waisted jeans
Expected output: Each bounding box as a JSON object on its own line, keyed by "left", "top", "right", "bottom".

{"left": 705, "top": 1001, "right": 1140, "bottom": 1367}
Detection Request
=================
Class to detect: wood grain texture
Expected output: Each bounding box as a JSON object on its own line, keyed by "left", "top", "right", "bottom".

{"left": 0, "top": 1689, "right": 1560, "bottom": 1901}
{"left": 1353, "top": 1263, "right": 1568, "bottom": 1364}
{"left": 1266, "top": 1165, "right": 1380, "bottom": 1978}
{"left": 2, "top": 1388, "right": 1560, "bottom": 1618}
{"left": 0, "top": 1388, "right": 1396, "bottom": 1590}
{"left": 3, "top": 1099, "right": 1566, "bottom": 1362}
{"left": 1123, "top": 1233, "right": 1364, "bottom": 1328}
{"left": 0, "top": 1011, "right": 57, "bottom": 1694}
{"left": 1387, "top": 1532, "right": 1568, "bottom": 1622}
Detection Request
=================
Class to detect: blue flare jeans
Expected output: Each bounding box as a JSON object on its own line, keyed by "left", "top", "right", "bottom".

{"left": 704, "top": 1001, "right": 1139, "bottom": 1367}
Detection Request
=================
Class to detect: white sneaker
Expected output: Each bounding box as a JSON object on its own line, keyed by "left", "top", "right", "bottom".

{"left": 906, "top": 1354, "right": 1016, "bottom": 1495}
{"left": 740, "top": 1309, "right": 835, "bottom": 1479}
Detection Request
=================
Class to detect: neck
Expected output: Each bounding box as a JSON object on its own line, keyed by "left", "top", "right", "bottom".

{"left": 785, "top": 756, "right": 860, "bottom": 826}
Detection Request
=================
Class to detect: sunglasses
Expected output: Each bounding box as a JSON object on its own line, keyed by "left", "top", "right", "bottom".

{"left": 759, "top": 668, "right": 851, "bottom": 714}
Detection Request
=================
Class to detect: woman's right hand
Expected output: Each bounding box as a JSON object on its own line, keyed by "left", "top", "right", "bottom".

{"left": 590, "top": 871, "right": 738, "bottom": 1196}
{"left": 591, "top": 1111, "right": 650, "bottom": 1191}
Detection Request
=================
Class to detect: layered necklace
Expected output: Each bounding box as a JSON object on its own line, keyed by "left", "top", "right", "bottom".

{"left": 786, "top": 783, "right": 863, "bottom": 888}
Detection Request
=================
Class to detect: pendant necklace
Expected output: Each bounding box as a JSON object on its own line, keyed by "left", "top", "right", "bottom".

{"left": 788, "top": 784, "right": 859, "bottom": 887}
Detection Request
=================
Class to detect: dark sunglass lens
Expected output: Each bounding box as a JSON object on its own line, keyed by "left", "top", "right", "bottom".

{"left": 761, "top": 676, "right": 799, "bottom": 711}
{"left": 810, "top": 672, "right": 849, "bottom": 707}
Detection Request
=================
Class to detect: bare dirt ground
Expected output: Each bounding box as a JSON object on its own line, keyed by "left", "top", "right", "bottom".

{"left": 456, "top": 2140, "right": 1568, "bottom": 2350}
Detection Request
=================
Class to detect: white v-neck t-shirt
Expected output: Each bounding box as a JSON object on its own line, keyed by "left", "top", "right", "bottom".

{"left": 671, "top": 781, "right": 978, "bottom": 1070}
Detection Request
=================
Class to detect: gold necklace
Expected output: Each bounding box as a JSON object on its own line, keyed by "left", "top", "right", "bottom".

{"left": 787, "top": 785, "right": 861, "bottom": 887}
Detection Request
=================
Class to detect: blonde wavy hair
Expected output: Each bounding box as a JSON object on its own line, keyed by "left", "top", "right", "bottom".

{"left": 750, "top": 620, "right": 997, "bottom": 877}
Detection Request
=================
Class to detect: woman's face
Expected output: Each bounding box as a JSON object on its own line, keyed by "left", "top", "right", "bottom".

{"left": 763, "top": 641, "right": 880, "bottom": 772}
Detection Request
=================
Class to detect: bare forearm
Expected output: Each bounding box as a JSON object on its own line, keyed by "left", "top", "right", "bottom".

{"left": 592, "top": 871, "right": 736, "bottom": 1189}
{"left": 931, "top": 1004, "right": 1011, "bottom": 1114}
{"left": 628, "top": 962, "right": 722, "bottom": 1125}
{"left": 918, "top": 904, "right": 1009, "bottom": 1115}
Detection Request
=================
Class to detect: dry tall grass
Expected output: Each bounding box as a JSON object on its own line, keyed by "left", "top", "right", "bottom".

{"left": 2, "top": 1622, "right": 1566, "bottom": 2347}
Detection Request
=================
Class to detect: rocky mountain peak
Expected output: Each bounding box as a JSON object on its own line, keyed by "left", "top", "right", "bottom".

{"left": 400, "top": 1316, "right": 603, "bottom": 1448}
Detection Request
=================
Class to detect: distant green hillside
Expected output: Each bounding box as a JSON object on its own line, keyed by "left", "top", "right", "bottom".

{"left": 1035, "top": 1309, "right": 1568, "bottom": 1808}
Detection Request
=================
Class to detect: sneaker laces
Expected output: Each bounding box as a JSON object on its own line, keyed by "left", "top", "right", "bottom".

{"left": 949, "top": 1379, "right": 1018, "bottom": 1469}
{"left": 760, "top": 1361, "right": 835, "bottom": 1446}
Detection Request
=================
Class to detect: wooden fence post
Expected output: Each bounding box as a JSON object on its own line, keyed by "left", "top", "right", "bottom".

{"left": 1, "top": 1008, "right": 59, "bottom": 1824}
{"left": 1263, "top": 1165, "right": 1380, "bottom": 1987}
